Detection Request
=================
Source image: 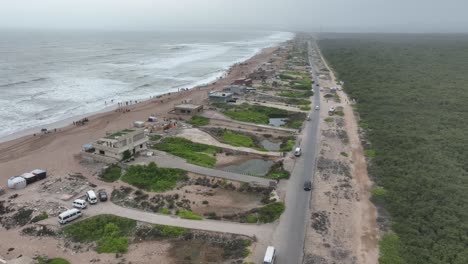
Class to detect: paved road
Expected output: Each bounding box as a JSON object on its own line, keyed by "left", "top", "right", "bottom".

{"left": 133, "top": 150, "right": 273, "bottom": 186}
{"left": 271, "top": 41, "right": 321, "bottom": 264}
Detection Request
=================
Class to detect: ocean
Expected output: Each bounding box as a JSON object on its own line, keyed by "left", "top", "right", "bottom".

{"left": 0, "top": 30, "right": 293, "bottom": 139}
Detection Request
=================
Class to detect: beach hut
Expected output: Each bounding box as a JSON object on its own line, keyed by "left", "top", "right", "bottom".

{"left": 31, "top": 169, "right": 47, "bottom": 180}
{"left": 7, "top": 176, "right": 27, "bottom": 190}
{"left": 21, "top": 172, "right": 37, "bottom": 185}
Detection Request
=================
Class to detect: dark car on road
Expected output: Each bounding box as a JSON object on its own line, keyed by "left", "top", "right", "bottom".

{"left": 99, "top": 191, "right": 108, "bottom": 201}
{"left": 303, "top": 181, "right": 312, "bottom": 191}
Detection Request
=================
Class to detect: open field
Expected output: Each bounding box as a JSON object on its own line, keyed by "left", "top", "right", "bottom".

{"left": 320, "top": 34, "right": 468, "bottom": 264}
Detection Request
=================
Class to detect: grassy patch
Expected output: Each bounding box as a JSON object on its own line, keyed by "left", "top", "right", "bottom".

{"left": 153, "top": 137, "right": 220, "bottom": 167}
{"left": 364, "top": 149, "right": 376, "bottom": 158}
{"left": 177, "top": 210, "right": 203, "bottom": 220}
{"left": 187, "top": 116, "right": 210, "bottom": 126}
{"left": 31, "top": 212, "right": 48, "bottom": 223}
{"left": 149, "top": 135, "right": 162, "bottom": 141}
{"left": 244, "top": 215, "right": 258, "bottom": 223}
{"left": 371, "top": 186, "right": 387, "bottom": 198}
{"left": 266, "top": 161, "right": 290, "bottom": 180}
{"left": 37, "top": 257, "right": 71, "bottom": 264}
{"left": 121, "top": 162, "right": 187, "bottom": 192}
{"left": 224, "top": 110, "right": 270, "bottom": 124}
{"left": 300, "top": 106, "right": 311, "bottom": 111}
{"left": 159, "top": 208, "right": 171, "bottom": 215}
{"left": 340, "top": 152, "right": 348, "bottom": 157}
{"left": 63, "top": 214, "right": 136, "bottom": 242}
{"left": 99, "top": 164, "right": 121, "bottom": 182}
{"left": 324, "top": 117, "right": 334, "bottom": 122}
{"left": 335, "top": 110, "right": 345, "bottom": 116}
{"left": 222, "top": 130, "right": 254, "bottom": 147}
{"left": 280, "top": 139, "right": 295, "bottom": 152}
{"left": 379, "top": 233, "right": 403, "bottom": 264}
{"left": 289, "top": 120, "right": 303, "bottom": 129}
{"left": 257, "top": 202, "right": 285, "bottom": 223}
{"left": 286, "top": 98, "right": 311, "bottom": 105}
{"left": 278, "top": 90, "right": 313, "bottom": 98}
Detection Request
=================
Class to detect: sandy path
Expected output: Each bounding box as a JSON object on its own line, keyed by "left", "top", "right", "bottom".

{"left": 302, "top": 42, "right": 379, "bottom": 264}
{"left": 0, "top": 47, "right": 278, "bottom": 185}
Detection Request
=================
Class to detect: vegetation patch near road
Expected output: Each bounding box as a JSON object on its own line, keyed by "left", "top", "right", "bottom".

{"left": 121, "top": 162, "right": 187, "bottom": 192}
{"left": 153, "top": 137, "right": 220, "bottom": 167}
{"left": 321, "top": 35, "right": 468, "bottom": 264}
{"left": 187, "top": 115, "right": 210, "bottom": 126}
{"left": 63, "top": 214, "right": 253, "bottom": 262}
{"left": 99, "top": 164, "right": 122, "bottom": 182}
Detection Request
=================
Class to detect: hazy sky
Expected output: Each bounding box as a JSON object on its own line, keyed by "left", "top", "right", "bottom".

{"left": 1, "top": 0, "right": 467, "bottom": 33}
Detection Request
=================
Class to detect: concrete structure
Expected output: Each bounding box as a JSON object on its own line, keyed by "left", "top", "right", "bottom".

{"left": 232, "top": 78, "right": 253, "bottom": 87}
{"left": 208, "top": 91, "right": 233, "bottom": 103}
{"left": 223, "top": 85, "right": 256, "bottom": 95}
{"left": 174, "top": 104, "right": 203, "bottom": 115}
{"left": 92, "top": 128, "right": 148, "bottom": 160}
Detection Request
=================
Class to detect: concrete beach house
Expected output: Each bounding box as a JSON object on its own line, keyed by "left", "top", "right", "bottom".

{"left": 92, "top": 128, "right": 148, "bottom": 160}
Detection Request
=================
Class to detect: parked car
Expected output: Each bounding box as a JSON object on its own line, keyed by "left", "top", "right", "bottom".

{"left": 315, "top": 105, "right": 320, "bottom": 110}
{"left": 99, "top": 191, "right": 108, "bottom": 202}
{"left": 86, "top": 190, "right": 98, "bottom": 204}
{"left": 294, "top": 147, "right": 302, "bottom": 157}
{"left": 72, "top": 199, "right": 87, "bottom": 209}
{"left": 304, "top": 181, "right": 312, "bottom": 191}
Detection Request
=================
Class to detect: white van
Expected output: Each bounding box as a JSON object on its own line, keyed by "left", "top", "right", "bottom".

{"left": 58, "top": 208, "right": 82, "bottom": 224}
{"left": 294, "top": 147, "right": 302, "bottom": 157}
{"left": 72, "top": 199, "right": 87, "bottom": 209}
{"left": 86, "top": 190, "right": 98, "bottom": 204}
{"left": 263, "top": 246, "right": 276, "bottom": 264}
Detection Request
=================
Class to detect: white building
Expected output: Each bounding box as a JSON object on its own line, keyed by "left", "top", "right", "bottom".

{"left": 92, "top": 128, "right": 148, "bottom": 160}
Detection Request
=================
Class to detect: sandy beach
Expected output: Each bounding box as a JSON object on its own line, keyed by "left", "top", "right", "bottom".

{"left": 0, "top": 47, "right": 278, "bottom": 183}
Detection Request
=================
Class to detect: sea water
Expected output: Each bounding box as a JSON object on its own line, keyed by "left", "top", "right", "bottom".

{"left": 0, "top": 30, "right": 293, "bottom": 138}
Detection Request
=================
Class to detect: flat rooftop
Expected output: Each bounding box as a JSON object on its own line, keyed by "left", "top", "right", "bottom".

{"left": 104, "top": 129, "right": 136, "bottom": 140}
{"left": 209, "top": 91, "right": 233, "bottom": 97}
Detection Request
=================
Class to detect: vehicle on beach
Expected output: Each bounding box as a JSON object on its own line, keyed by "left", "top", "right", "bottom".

{"left": 86, "top": 190, "right": 98, "bottom": 204}
{"left": 294, "top": 147, "right": 302, "bottom": 157}
{"left": 72, "top": 199, "right": 87, "bottom": 209}
{"left": 263, "top": 246, "right": 276, "bottom": 264}
{"left": 58, "top": 209, "right": 82, "bottom": 224}
{"left": 304, "top": 180, "right": 312, "bottom": 191}
{"left": 99, "top": 191, "right": 108, "bottom": 201}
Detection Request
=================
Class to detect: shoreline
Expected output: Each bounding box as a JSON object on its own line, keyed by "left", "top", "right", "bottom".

{"left": 0, "top": 44, "right": 285, "bottom": 179}
{"left": 0, "top": 46, "right": 263, "bottom": 144}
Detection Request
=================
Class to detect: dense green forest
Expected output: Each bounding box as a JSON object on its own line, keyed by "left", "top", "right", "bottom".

{"left": 319, "top": 34, "right": 468, "bottom": 264}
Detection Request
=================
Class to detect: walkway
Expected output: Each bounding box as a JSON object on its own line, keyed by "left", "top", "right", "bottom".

{"left": 133, "top": 150, "right": 273, "bottom": 186}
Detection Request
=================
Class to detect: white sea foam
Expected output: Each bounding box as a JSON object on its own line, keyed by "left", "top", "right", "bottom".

{"left": 0, "top": 31, "right": 294, "bottom": 139}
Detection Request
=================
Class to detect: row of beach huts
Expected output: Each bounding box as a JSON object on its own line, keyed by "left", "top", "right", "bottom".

{"left": 7, "top": 169, "right": 47, "bottom": 190}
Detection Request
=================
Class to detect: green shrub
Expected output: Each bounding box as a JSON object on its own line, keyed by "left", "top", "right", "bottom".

{"left": 188, "top": 116, "right": 210, "bottom": 126}
{"left": 335, "top": 110, "right": 345, "bottom": 116}
{"left": 364, "top": 149, "right": 376, "bottom": 158}
{"left": 31, "top": 212, "right": 48, "bottom": 223}
{"left": 100, "top": 164, "right": 121, "bottom": 182}
{"left": 379, "top": 233, "right": 403, "bottom": 264}
{"left": 257, "top": 202, "right": 285, "bottom": 223}
{"left": 340, "top": 152, "right": 348, "bottom": 157}
{"left": 300, "top": 106, "right": 311, "bottom": 111}
{"left": 122, "top": 150, "right": 132, "bottom": 161}
{"left": 371, "top": 186, "right": 387, "bottom": 198}
{"left": 244, "top": 215, "right": 258, "bottom": 223}
{"left": 324, "top": 117, "right": 334, "bottom": 122}
{"left": 177, "top": 210, "right": 203, "bottom": 220}
{"left": 280, "top": 139, "right": 295, "bottom": 152}
{"left": 48, "top": 259, "right": 71, "bottom": 264}
{"left": 153, "top": 137, "right": 219, "bottom": 167}
{"left": 121, "top": 162, "right": 187, "bottom": 192}
{"left": 159, "top": 208, "right": 171, "bottom": 215}
{"left": 96, "top": 223, "right": 129, "bottom": 253}
{"left": 289, "top": 120, "right": 303, "bottom": 129}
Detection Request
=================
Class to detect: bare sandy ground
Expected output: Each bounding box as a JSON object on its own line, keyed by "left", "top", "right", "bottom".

{"left": 0, "top": 47, "right": 278, "bottom": 184}
{"left": 303, "top": 44, "right": 379, "bottom": 264}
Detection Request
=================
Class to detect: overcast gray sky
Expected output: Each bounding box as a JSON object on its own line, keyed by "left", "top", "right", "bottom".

{"left": 1, "top": 0, "right": 467, "bottom": 33}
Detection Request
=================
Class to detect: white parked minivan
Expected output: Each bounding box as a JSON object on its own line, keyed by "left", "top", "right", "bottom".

{"left": 58, "top": 208, "right": 82, "bottom": 224}
{"left": 86, "top": 190, "right": 98, "bottom": 204}
{"left": 72, "top": 199, "right": 87, "bottom": 209}
{"left": 294, "top": 147, "right": 302, "bottom": 157}
{"left": 263, "top": 246, "right": 276, "bottom": 264}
